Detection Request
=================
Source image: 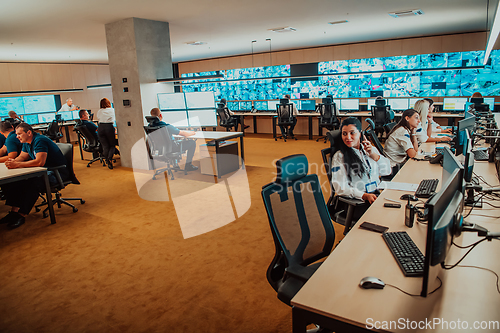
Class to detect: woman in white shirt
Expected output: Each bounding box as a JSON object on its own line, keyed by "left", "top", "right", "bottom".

{"left": 413, "top": 99, "right": 452, "bottom": 143}
{"left": 96, "top": 98, "right": 116, "bottom": 169}
{"left": 423, "top": 98, "right": 453, "bottom": 134}
{"left": 384, "top": 109, "right": 420, "bottom": 167}
{"left": 331, "top": 117, "right": 391, "bottom": 209}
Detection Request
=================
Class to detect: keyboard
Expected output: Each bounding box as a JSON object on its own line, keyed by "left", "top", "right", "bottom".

{"left": 382, "top": 231, "right": 424, "bottom": 277}
{"left": 415, "top": 178, "right": 439, "bottom": 198}
{"left": 473, "top": 149, "right": 489, "bottom": 161}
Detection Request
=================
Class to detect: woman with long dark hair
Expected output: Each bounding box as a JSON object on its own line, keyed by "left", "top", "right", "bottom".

{"left": 97, "top": 98, "right": 116, "bottom": 169}
{"left": 331, "top": 117, "right": 391, "bottom": 204}
{"left": 383, "top": 108, "right": 420, "bottom": 167}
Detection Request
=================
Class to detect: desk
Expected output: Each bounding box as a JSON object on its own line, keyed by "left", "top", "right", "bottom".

{"left": 187, "top": 131, "right": 244, "bottom": 178}
{"left": 0, "top": 167, "right": 56, "bottom": 224}
{"left": 291, "top": 147, "right": 500, "bottom": 332}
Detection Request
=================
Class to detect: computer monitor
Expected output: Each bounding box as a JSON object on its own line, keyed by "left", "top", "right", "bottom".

{"left": 38, "top": 113, "right": 55, "bottom": 124}
{"left": 227, "top": 102, "right": 239, "bottom": 111}
{"left": 239, "top": 102, "right": 252, "bottom": 111}
{"left": 23, "top": 114, "right": 39, "bottom": 125}
{"left": 158, "top": 93, "right": 187, "bottom": 110}
{"left": 187, "top": 109, "right": 217, "bottom": 127}
{"left": 455, "top": 116, "right": 476, "bottom": 156}
{"left": 443, "top": 97, "right": 467, "bottom": 112}
{"left": 367, "top": 98, "right": 376, "bottom": 109}
{"left": 185, "top": 91, "right": 215, "bottom": 109}
{"left": 409, "top": 98, "right": 420, "bottom": 109}
{"left": 254, "top": 101, "right": 267, "bottom": 111}
{"left": 442, "top": 146, "right": 464, "bottom": 189}
{"left": 421, "top": 169, "right": 464, "bottom": 297}
{"left": 59, "top": 111, "right": 73, "bottom": 121}
{"left": 339, "top": 99, "right": 359, "bottom": 112}
{"left": 72, "top": 110, "right": 80, "bottom": 120}
{"left": 464, "top": 111, "right": 474, "bottom": 119}
{"left": 462, "top": 130, "right": 474, "bottom": 183}
{"left": 388, "top": 98, "right": 409, "bottom": 111}
{"left": 300, "top": 100, "right": 316, "bottom": 111}
{"left": 268, "top": 100, "right": 280, "bottom": 111}
{"left": 333, "top": 99, "right": 341, "bottom": 108}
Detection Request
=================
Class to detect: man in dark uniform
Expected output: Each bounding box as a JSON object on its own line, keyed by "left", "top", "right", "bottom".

{"left": 0, "top": 121, "right": 22, "bottom": 162}
{"left": 149, "top": 108, "right": 198, "bottom": 171}
{"left": 79, "top": 109, "right": 98, "bottom": 141}
{"left": 0, "top": 123, "right": 68, "bottom": 229}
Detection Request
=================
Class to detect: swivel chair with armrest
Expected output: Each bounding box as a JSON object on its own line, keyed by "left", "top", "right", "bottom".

{"left": 365, "top": 118, "right": 401, "bottom": 180}
{"left": 73, "top": 122, "right": 107, "bottom": 167}
{"left": 144, "top": 116, "right": 185, "bottom": 180}
{"left": 324, "top": 130, "right": 367, "bottom": 235}
{"left": 35, "top": 143, "right": 84, "bottom": 217}
{"left": 316, "top": 98, "right": 340, "bottom": 142}
{"left": 276, "top": 101, "right": 297, "bottom": 142}
{"left": 371, "top": 101, "right": 391, "bottom": 141}
{"left": 261, "top": 154, "right": 335, "bottom": 313}
{"left": 43, "top": 120, "right": 64, "bottom": 142}
{"left": 216, "top": 103, "right": 238, "bottom": 131}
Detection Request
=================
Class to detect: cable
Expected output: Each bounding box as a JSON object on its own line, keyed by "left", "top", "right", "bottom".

{"left": 464, "top": 193, "right": 487, "bottom": 218}
{"left": 385, "top": 277, "right": 442, "bottom": 297}
{"left": 446, "top": 238, "right": 490, "bottom": 268}
{"left": 445, "top": 265, "right": 500, "bottom": 295}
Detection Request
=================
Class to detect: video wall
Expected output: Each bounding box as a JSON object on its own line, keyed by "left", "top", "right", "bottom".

{"left": 180, "top": 50, "right": 500, "bottom": 101}
{"left": 0, "top": 94, "right": 69, "bottom": 125}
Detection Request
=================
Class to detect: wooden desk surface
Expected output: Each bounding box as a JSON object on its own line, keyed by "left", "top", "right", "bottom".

{"left": 291, "top": 148, "right": 500, "bottom": 332}
{"left": 0, "top": 166, "right": 48, "bottom": 182}
{"left": 185, "top": 131, "right": 243, "bottom": 140}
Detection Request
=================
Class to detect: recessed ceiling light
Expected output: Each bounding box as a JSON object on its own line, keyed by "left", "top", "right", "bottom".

{"left": 388, "top": 9, "right": 424, "bottom": 18}
{"left": 328, "top": 20, "right": 348, "bottom": 25}
{"left": 186, "top": 41, "right": 207, "bottom": 46}
{"left": 269, "top": 27, "right": 297, "bottom": 33}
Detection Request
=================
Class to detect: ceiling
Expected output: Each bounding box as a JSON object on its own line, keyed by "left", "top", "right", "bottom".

{"left": 0, "top": 0, "right": 497, "bottom": 64}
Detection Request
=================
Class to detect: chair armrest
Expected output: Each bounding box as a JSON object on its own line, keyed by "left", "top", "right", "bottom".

{"left": 338, "top": 196, "right": 365, "bottom": 206}
{"left": 284, "top": 264, "right": 315, "bottom": 283}
{"left": 46, "top": 165, "right": 67, "bottom": 188}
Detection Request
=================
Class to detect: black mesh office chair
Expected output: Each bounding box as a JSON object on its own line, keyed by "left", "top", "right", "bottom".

{"left": 217, "top": 103, "right": 237, "bottom": 131}
{"left": 144, "top": 116, "right": 185, "bottom": 180}
{"left": 4, "top": 118, "right": 21, "bottom": 128}
{"left": 371, "top": 105, "right": 391, "bottom": 140}
{"left": 316, "top": 100, "right": 339, "bottom": 142}
{"left": 261, "top": 154, "right": 335, "bottom": 308}
{"left": 73, "top": 122, "right": 106, "bottom": 167}
{"left": 35, "top": 143, "right": 84, "bottom": 217}
{"left": 43, "top": 120, "right": 64, "bottom": 142}
{"left": 276, "top": 102, "right": 297, "bottom": 142}
{"left": 384, "top": 121, "right": 397, "bottom": 135}
{"left": 324, "top": 130, "right": 366, "bottom": 235}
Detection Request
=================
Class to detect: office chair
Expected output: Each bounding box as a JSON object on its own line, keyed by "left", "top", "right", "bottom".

{"left": 261, "top": 154, "right": 335, "bottom": 308}
{"left": 43, "top": 120, "right": 64, "bottom": 142}
{"left": 324, "top": 131, "right": 366, "bottom": 235}
{"left": 73, "top": 122, "right": 107, "bottom": 167}
{"left": 216, "top": 104, "right": 237, "bottom": 131}
{"left": 144, "top": 117, "right": 185, "bottom": 180}
{"left": 275, "top": 103, "right": 297, "bottom": 142}
{"left": 4, "top": 118, "right": 21, "bottom": 129}
{"left": 365, "top": 119, "right": 400, "bottom": 180}
{"left": 35, "top": 143, "right": 84, "bottom": 217}
{"left": 384, "top": 121, "right": 396, "bottom": 135}
{"left": 316, "top": 102, "right": 339, "bottom": 142}
{"left": 371, "top": 105, "right": 391, "bottom": 141}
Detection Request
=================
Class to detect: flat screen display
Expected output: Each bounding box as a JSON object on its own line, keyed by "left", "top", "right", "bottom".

{"left": 388, "top": 98, "right": 409, "bottom": 111}
{"left": 23, "top": 114, "right": 39, "bottom": 125}
{"left": 254, "top": 101, "right": 267, "bottom": 111}
{"left": 185, "top": 92, "right": 215, "bottom": 109}
{"left": 0, "top": 97, "right": 25, "bottom": 116}
{"left": 158, "top": 93, "right": 186, "bottom": 110}
{"left": 227, "top": 102, "right": 239, "bottom": 111}
{"left": 268, "top": 100, "right": 280, "bottom": 111}
{"left": 72, "top": 110, "right": 80, "bottom": 120}
{"left": 239, "top": 102, "right": 252, "bottom": 110}
{"left": 367, "top": 98, "right": 376, "bottom": 108}
{"left": 443, "top": 98, "right": 467, "bottom": 111}
{"left": 409, "top": 98, "right": 421, "bottom": 109}
{"left": 24, "top": 95, "right": 58, "bottom": 114}
{"left": 162, "top": 111, "right": 189, "bottom": 127}
{"left": 187, "top": 109, "right": 217, "bottom": 127}
{"left": 340, "top": 99, "right": 359, "bottom": 111}
{"left": 300, "top": 100, "right": 316, "bottom": 111}
{"left": 59, "top": 111, "right": 73, "bottom": 121}
{"left": 38, "top": 113, "right": 56, "bottom": 123}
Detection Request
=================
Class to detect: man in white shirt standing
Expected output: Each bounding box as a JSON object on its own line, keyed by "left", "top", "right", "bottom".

{"left": 58, "top": 98, "right": 79, "bottom": 113}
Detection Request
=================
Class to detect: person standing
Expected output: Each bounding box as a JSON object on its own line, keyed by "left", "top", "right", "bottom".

{"left": 96, "top": 98, "right": 116, "bottom": 169}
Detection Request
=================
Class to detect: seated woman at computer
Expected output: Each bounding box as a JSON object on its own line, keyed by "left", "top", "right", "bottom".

{"left": 331, "top": 117, "right": 391, "bottom": 205}
{"left": 413, "top": 99, "right": 452, "bottom": 143}
{"left": 384, "top": 109, "right": 420, "bottom": 167}
{"left": 423, "top": 98, "right": 452, "bottom": 134}
{"left": 220, "top": 98, "right": 249, "bottom": 131}
{"left": 278, "top": 94, "right": 299, "bottom": 138}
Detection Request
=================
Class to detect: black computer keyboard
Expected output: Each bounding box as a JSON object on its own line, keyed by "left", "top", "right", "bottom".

{"left": 415, "top": 178, "right": 439, "bottom": 198}
{"left": 473, "top": 149, "right": 489, "bottom": 161}
{"left": 382, "top": 231, "right": 424, "bottom": 277}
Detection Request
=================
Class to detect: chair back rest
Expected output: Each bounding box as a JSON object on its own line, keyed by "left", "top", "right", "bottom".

{"left": 261, "top": 154, "right": 335, "bottom": 268}
{"left": 277, "top": 104, "right": 293, "bottom": 120}
{"left": 384, "top": 122, "right": 397, "bottom": 134}
{"left": 216, "top": 106, "right": 232, "bottom": 125}
{"left": 74, "top": 123, "right": 99, "bottom": 151}
{"left": 319, "top": 103, "right": 338, "bottom": 125}
{"left": 143, "top": 124, "right": 176, "bottom": 158}
{"left": 46, "top": 120, "right": 60, "bottom": 135}
{"left": 371, "top": 106, "right": 390, "bottom": 126}
{"left": 56, "top": 143, "right": 80, "bottom": 185}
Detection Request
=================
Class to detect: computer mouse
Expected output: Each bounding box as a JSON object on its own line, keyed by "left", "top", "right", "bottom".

{"left": 359, "top": 276, "right": 385, "bottom": 289}
{"left": 400, "top": 194, "right": 418, "bottom": 201}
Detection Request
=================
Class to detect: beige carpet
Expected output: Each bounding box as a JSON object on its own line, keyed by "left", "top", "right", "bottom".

{"left": 0, "top": 134, "right": 345, "bottom": 333}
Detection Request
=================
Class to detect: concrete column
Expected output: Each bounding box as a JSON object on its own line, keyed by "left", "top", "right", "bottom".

{"left": 105, "top": 17, "right": 173, "bottom": 168}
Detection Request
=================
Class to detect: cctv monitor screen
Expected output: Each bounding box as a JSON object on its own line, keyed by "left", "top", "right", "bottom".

{"left": 443, "top": 97, "right": 467, "bottom": 111}
{"left": 59, "top": 111, "right": 73, "bottom": 121}
{"left": 388, "top": 98, "right": 409, "bottom": 111}
{"left": 227, "top": 102, "right": 239, "bottom": 111}
{"left": 23, "top": 114, "right": 39, "bottom": 125}
{"left": 38, "top": 113, "right": 56, "bottom": 123}
{"left": 0, "top": 97, "right": 25, "bottom": 116}
{"left": 409, "top": 98, "right": 420, "bottom": 109}
{"left": 187, "top": 109, "right": 217, "bottom": 127}
{"left": 333, "top": 99, "right": 341, "bottom": 108}
{"left": 24, "top": 95, "right": 59, "bottom": 114}
{"left": 158, "top": 93, "right": 186, "bottom": 110}
{"left": 340, "top": 99, "right": 359, "bottom": 111}
{"left": 268, "top": 100, "right": 280, "bottom": 111}
{"left": 239, "top": 102, "right": 252, "bottom": 111}
{"left": 367, "top": 98, "right": 376, "bottom": 108}
{"left": 185, "top": 91, "right": 216, "bottom": 109}
{"left": 254, "top": 101, "right": 267, "bottom": 111}
{"left": 300, "top": 100, "right": 316, "bottom": 111}
{"left": 162, "top": 111, "right": 189, "bottom": 127}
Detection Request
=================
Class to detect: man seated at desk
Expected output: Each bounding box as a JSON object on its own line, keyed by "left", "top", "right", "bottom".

{"left": 79, "top": 109, "right": 98, "bottom": 141}
{"left": 220, "top": 98, "right": 249, "bottom": 131}
{"left": 0, "top": 121, "right": 22, "bottom": 163}
{"left": 279, "top": 94, "right": 299, "bottom": 138}
{"left": 0, "top": 123, "right": 68, "bottom": 229}
{"left": 58, "top": 98, "right": 79, "bottom": 112}
{"left": 149, "top": 108, "right": 198, "bottom": 172}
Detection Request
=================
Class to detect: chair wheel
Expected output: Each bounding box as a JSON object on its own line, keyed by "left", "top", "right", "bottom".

{"left": 87, "top": 165, "right": 90, "bottom": 167}
{"left": 80, "top": 200, "right": 85, "bottom": 204}
{"left": 43, "top": 212, "right": 48, "bottom": 218}
{"left": 73, "top": 208, "right": 78, "bottom": 213}
{"left": 275, "top": 138, "right": 277, "bottom": 141}
{"left": 35, "top": 207, "right": 40, "bottom": 212}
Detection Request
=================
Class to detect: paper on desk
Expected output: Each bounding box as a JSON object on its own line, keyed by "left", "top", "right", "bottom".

{"left": 378, "top": 181, "right": 419, "bottom": 192}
